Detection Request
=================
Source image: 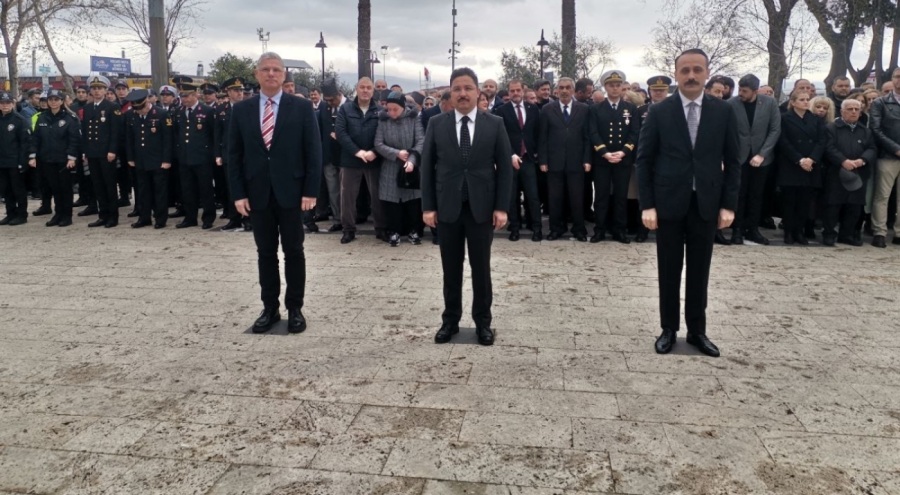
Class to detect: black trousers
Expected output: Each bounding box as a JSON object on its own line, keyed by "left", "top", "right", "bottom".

{"left": 136, "top": 168, "right": 169, "bottom": 224}
{"left": 438, "top": 202, "right": 494, "bottom": 327}
{"left": 0, "top": 168, "right": 28, "bottom": 218}
{"left": 31, "top": 164, "right": 51, "bottom": 207}
{"left": 219, "top": 161, "right": 241, "bottom": 222}
{"left": 250, "top": 200, "right": 306, "bottom": 310}
{"left": 656, "top": 193, "right": 717, "bottom": 335}
{"left": 824, "top": 203, "right": 862, "bottom": 239}
{"left": 39, "top": 162, "right": 73, "bottom": 220}
{"left": 592, "top": 159, "right": 631, "bottom": 234}
{"left": 382, "top": 198, "right": 423, "bottom": 236}
{"left": 734, "top": 162, "right": 770, "bottom": 233}
{"left": 781, "top": 186, "right": 813, "bottom": 235}
{"left": 180, "top": 163, "right": 216, "bottom": 224}
{"left": 168, "top": 162, "right": 182, "bottom": 207}
{"left": 537, "top": 169, "right": 549, "bottom": 214}
{"left": 548, "top": 170, "right": 586, "bottom": 235}
{"left": 88, "top": 157, "right": 119, "bottom": 222}
{"left": 509, "top": 160, "right": 542, "bottom": 232}
{"left": 213, "top": 162, "right": 227, "bottom": 206}
{"left": 116, "top": 160, "right": 133, "bottom": 201}
{"left": 75, "top": 158, "right": 94, "bottom": 206}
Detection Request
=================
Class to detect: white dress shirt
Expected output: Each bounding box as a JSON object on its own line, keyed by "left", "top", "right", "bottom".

{"left": 259, "top": 90, "right": 283, "bottom": 129}
{"left": 512, "top": 101, "right": 527, "bottom": 125}
{"left": 184, "top": 102, "right": 199, "bottom": 120}
{"left": 455, "top": 107, "right": 478, "bottom": 145}
{"left": 678, "top": 91, "right": 703, "bottom": 120}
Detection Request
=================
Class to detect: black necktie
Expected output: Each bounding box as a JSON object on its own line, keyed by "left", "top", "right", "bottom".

{"left": 460, "top": 115, "right": 471, "bottom": 201}
{"left": 563, "top": 105, "right": 570, "bottom": 123}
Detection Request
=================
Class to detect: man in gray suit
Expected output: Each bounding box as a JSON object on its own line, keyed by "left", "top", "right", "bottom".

{"left": 727, "top": 74, "right": 781, "bottom": 245}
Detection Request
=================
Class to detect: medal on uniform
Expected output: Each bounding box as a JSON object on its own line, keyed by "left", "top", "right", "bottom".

{"left": 151, "top": 126, "right": 157, "bottom": 133}
{"left": 100, "top": 110, "right": 106, "bottom": 123}
{"left": 197, "top": 123, "right": 202, "bottom": 130}
{"left": 7, "top": 124, "right": 14, "bottom": 131}
{"left": 623, "top": 110, "right": 631, "bottom": 126}
{"left": 59, "top": 120, "right": 66, "bottom": 127}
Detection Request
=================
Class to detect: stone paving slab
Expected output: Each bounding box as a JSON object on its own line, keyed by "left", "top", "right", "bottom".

{"left": 1, "top": 214, "right": 899, "bottom": 494}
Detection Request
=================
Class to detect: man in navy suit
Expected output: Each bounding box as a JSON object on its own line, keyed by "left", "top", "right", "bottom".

{"left": 227, "top": 52, "right": 322, "bottom": 334}
{"left": 636, "top": 48, "right": 741, "bottom": 357}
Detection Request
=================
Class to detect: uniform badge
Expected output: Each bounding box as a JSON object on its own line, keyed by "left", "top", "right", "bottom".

{"left": 100, "top": 110, "right": 106, "bottom": 123}
{"left": 197, "top": 124, "right": 203, "bottom": 130}
{"left": 623, "top": 110, "right": 631, "bottom": 126}
{"left": 151, "top": 127, "right": 157, "bottom": 133}
{"left": 59, "top": 120, "right": 67, "bottom": 127}
{"left": 114, "top": 109, "right": 122, "bottom": 116}
{"left": 7, "top": 124, "right": 14, "bottom": 131}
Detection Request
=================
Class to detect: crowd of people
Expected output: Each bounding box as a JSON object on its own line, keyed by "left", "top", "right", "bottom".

{"left": 1, "top": 64, "right": 899, "bottom": 250}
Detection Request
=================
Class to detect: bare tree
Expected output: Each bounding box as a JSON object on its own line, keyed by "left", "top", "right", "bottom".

{"left": 103, "top": 0, "right": 206, "bottom": 60}
{"left": 803, "top": 0, "right": 868, "bottom": 89}
{"left": 357, "top": 0, "right": 371, "bottom": 79}
{"left": 560, "top": 0, "right": 576, "bottom": 78}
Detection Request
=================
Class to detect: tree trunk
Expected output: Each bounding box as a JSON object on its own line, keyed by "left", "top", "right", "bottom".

{"left": 357, "top": 0, "right": 371, "bottom": 80}
{"left": 850, "top": 20, "right": 882, "bottom": 87}
{"left": 804, "top": 0, "right": 855, "bottom": 91}
{"left": 763, "top": 0, "right": 797, "bottom": 99}
{"left": 561, "top": 0, "right": 576, "bottom": 78}
{"left": 31, "top": 0, "right": 74, "bottom": 94}
{"left": 888, "top": 2, "right": 900, "bottom": 82}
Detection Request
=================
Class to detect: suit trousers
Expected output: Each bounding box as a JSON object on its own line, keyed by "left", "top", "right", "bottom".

{"left": 548, "top": 170, "right": 586, "bottom": 235}
{"left": 219, "top": 162, "right": 240, "bottom": 222}
{"left": 656, "top": 193, "right": 717, "bottom": 335}
{"left": 39, "top": 162, "right": 73, "bottom": 220}
{"left": 0, "top": 168, "right": 28, "bottom": 218}
{"left": 509, "top": 159, "right": 542, "bottom": 232}
{"left": 592, "top": 159, "right": 632, "bottom": 234}
{"left": 88, "top": 157, "right": 119, "bottom": 222}
{"left": 872, "top": 157, "right": 900, "bottom": 236}
{"left": 323, "top": 163, "right": 342, "bottom": 225}
{"left": 340, "top": 167, "right": 385, "bottom": 233}
{"left": 180, "top": 162, "right": 216, "bottom": 224}
{"left": 824, "top": 203, "right": 862, "bottom": 239}
{"left": 439, "top": 202, "right": 494, "bottom": 327}
{"left": 213, "top": 162, "right": 228, "bottom": 206}
{"left": 250, "top": 198, "right": 306, "bottom": 310}
{"left": 733, "top": 162, "right": 770, "bottom": 233}
{"left": 781, "top": 186, "right": 812, "bottom": 236}
{"left": 136, "top": 169, "right": 169, "bottom": 224}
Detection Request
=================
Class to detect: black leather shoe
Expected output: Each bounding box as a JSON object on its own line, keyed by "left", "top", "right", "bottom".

{"left": 176, "top": 220, "right": 198, "bottom": 229}
{"left": 547, "top": 232, "right": 562, "bottom": 241}
{"left": 45, "top": 216, "right": 60, "bottom": 227}
{"left": 202, "top": 221, "right": 214, "bottom": 230}
{"left": 590, "top": 231, "right": 605, "bottom": 243}
{"left": 434, "top": 323, "right": 459, "bottom": 344}
{"left": 242, "top": 220, "right": 252, "bottom": 232}
{"left": 508, "top": 230, "right": 520, "bottom": 241}
{"left": 476, "top": 326, "right": 495, "bottom": 346}
{"left": 252, "top": 307, "right": 281, "bottom": 334}
{"left": 759, "top": 217, "right": 777, "bottom": 230}
{"left": 714, "top": 230, "right": 731, "bottom": 245}
{"left": 784, "top": 231, "right": 795, "bottom": 245}
{"left": 77, "top": 206, "right": 98, "bottom": 217}
{"left": 170, "top": 208, "right": 185, "bottom": 218}
{"left": 892, "top": 237, "right": 900, "bottom": 245}
{"left": 73, "top": 198, "right": 87, "bottom": 207}
{"left": 822, "top": 235, "right": 836, "bottom": 247}
{"left": 872, "top": 235, "right": 887, "bottom": 248}
{"left": 612, "top": 232, "right": 631, "bottom": 244}
{"left": 575, "top": 234, "right": 587, "bottom": 242}
{"left": 532, "top": 231, "right": 543, "bottom": 242}
{"left": 88, "top": 219, "right": 106, "bottom": 227}
{"left": 0, "top": 216, "right": 10, "bottom": 225}
{"left": 220, "top": 219, "right": 242, "bottom": 231}
{"left": 837, "top": 236, "right": 863, "bottom": 247}
{"left": 745, "top": 230, "right": 770, "bottom": 245}
{"left": 131, "top": 219, "right": 151, "bottom": 228}
{"left": 655, "top": 328, "right": 676, "bottom": 354}
{"left": 32, "top": 206, "right": 51, "bottom": 216}
{"left": 154, "top": 222, "right": 166, "bottom": 229}
{"left": 375, "top": 229, "right": 388, "bottom": 242}
{"left": 8, "top": 216, "right": 26, "bottom": 226}
{"left": 127, "top": 210, "right": 139, "bottom": 218}
{"left": 794, "top": 232, "right": 809, "bottom": 245}
{"left": 686, "top": 333, "right": 720, "bottom": 357}
{"left": 287, "top": 308, "right": 307, "bottom": 334}
{"left": 327, "top": 223, "right": 343, "bottom": 232}
{"left": 340, "top": 232, "right": 355, "bottom": 244}
{"left": 104, "top": 220, "right": 118, "bottom": 228}
{"left": 431, "top": 235, "right": 439, "bottom": 245}
{"left": 634, "top": 229, "right": 648, "bottom": 243}
{"left": 304, "top": 222, "right": 319, "bottom": 233}
{"left": 731, "top": 232, "right": 744, "bottom": 245}
{"left": 57, "top": 218, "right": 72, "bottom": 227}
{"left": 313, "top": 213, "right": 330, "bottom": 222}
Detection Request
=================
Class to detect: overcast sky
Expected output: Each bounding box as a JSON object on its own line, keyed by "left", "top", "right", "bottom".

{"left": 39, "top": 0, "right": 874, "bottom": 90}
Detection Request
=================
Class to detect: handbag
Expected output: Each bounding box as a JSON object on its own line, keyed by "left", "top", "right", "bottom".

{"left": 396, "top": 150, "right": 421, "bottom": 189}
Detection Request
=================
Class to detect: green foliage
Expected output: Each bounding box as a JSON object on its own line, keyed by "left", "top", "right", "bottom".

{"left": 499, "top": 32, "right": 616, "bottom": 86}
{"left": 208, "top": 52, "right": 256, "bottom": 85}
{"left": 290, "top": 63, "right": 354, "bottom": 95}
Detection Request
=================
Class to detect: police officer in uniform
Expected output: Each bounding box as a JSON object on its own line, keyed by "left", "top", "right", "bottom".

{"left": 81, "top": 75, "right": 123, "bottom": 228}
{"left": 0, "top": 91, "right": 32, "bottom": 226}
{"left": 124, "top": 89, "right": 173, "bottom": 229}
{"left": 632, "top": 76, "right": 672, "bottom": 242}
{"left": 173, "top": 80, "right": 217, "bottom": 229}
{"left": 215, "top": 77, "right": 249, "bottom": 231}
{"left": 28, "top": 89, "right": 80, "bottom": 227}
{"left": 588, "top": 70, "right": 640, "bottom": 243}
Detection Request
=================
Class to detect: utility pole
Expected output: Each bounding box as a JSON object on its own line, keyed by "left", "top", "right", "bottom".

{"left": 257, "top": 28, "right": 270, "bottom": 53}
{"left": 149, "top": 0, "right": 168, "bottom": 91}
{"left": 449, "top": 0, "right": 460, "bottom": 71}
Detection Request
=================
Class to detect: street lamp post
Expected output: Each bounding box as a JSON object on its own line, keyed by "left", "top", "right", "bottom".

{"left": 315, "top": 32, "right": 327, "bottom": 84}
{"left": 537, "top": 29, "right": 549, "bottom": 78}
{"left": 257, "top": 28, "right": 270, "bottom": 53}
{"left": 367, "top": 50, "right": 380, "bottom": 81}
{"left": 381, "top": 45, "right": 388, "bottom": 82}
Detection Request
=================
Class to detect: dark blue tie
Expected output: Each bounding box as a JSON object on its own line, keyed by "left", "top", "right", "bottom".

{"left": 460, "top": 115, "right": 471, "bottom": 201}
{"left": 563, "top": 104, "right": 570, "bottom": 123}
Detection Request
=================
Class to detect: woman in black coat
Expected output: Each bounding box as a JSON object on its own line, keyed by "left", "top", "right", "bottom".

{"left": 777, "top": 90, "right": 826, "bottom": 245}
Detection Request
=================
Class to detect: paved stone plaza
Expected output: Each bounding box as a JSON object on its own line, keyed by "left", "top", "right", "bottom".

{"left": 1, "top": 215, "right": 900, "bottom": 494}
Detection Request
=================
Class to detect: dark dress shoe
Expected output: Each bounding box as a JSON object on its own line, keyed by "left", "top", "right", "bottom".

{"left": 655, "top": 328, "right": 676, "bottom": 354}
{"left": 375, "top": 229, "right": 388, "bottom": 241}
{"left": 759, "top": 217, "right": 777, "bottom": 230}
{"left": 745, "top": 230, "right": 770, "bottom": 245}
{"left": 731, "top": 232, "right": 744, "bottom": 245}
{"left": 547, "top": 232, "right": 562, "bottom": 241}
{"left": 104, "top": 220, "right": 118, "bottom": 228}
{"left": 73, "top": 198, "right": 87, "bottom": 207}
{"left": 313, "top": 213, "right": 330, "bottom": 222}
{"left": 822, "top": 235, "right": 836, "bottom": 246}
{"left": 531, "top": 231, "right": 543, "bottom": 242}
{"left": 77, "top": 206, "right": 98, "bottom": 216}
{"left": 287, "top": 308, "right": 307, "bottom": 334}
{"left": 8, "top": 216, "right": 26, "bottom": 226}
{"left": 872, "top": 235, "right": 887, "bottom": 248}
{"left": 804, "top": 225, "right": 816, "bottom": 239}
{"left": 220, "top": 219, "right": 242, "bottom": 231}
{"left": 219, "top": 212, "right": 227, "bottom": 219}
{"left": 327, "top": 223, "right": 343, "bottom": 232}
{"left": 154, "top": 222, "right": 166, "bottom": 229}
{"left": 575, "top": 234, "right": 587, "bottom": 242}
{"left": 612, "top": 232, "right": 631, "bottom": 244}
{"left": 508, "top": 231, "right": 520, "bottom": 241}
{"left": 434, "top": 323, "right": 459, "bottom": 344}
{"left": 837, "top": 236, "right": 863, "bottom": 247}
{"left": 243, "top": 220, "right": 253, "bottom": 232}
{"left": 431, "top": 235, "right": 439, "bottom": 245}
{"left": 340, "top": 232, "right": 355, "bottom": 244}
{"left": 634, "top": 229, "right": 648, "bottom": 243}
{"left": 32, "top": 206, "right": 52, "bottom": 216}
{"left": 117, "top": 198, "right": 131, "bottom": 207}
{"left": 45, "top": 216, "right": 60, "bottom": 227}
{"left": 88, "top": 219, "right": 106, "bottom": 227}
{"left": 127, "top": 210, "right": 140, "bottom": 218}
{"left": 686, "top": 333, "right": 720, "bottom": 357}
{"left": 476, "top": 326, "right": 495, "bottom": 346}
{"left": 893, "top": 237, "right": 900, "bottom": 245}
{"left": 131, "top": 220, "right": 152, "bottom": 228}
{"left": 794, "top": 233, "right": 809, "bottom": 245}
{"left": 252, "top": 308, "right": 281, "bottom": 333}
{"left": 170, "top": 208, "right": 185, "bottom": 218}
{"left": 0, "top": 216, "right": 10, "bottom": 225}
{"left": 57, "top": 218, "right": 72, "bottom": 227}
{"left": 784, "top": 231, "right": 795, "bottom": 245}
{"left": 590, "top": 231, "right": 605, "bottom": 243}
{"left": 176, "top": 220, "right": 198, "bottom": 229}
{"left": 714, "top": 230, "right": 731, "bottom": 245}
{"left": 202, "top": 221, "right": 214, "bottom": 230}
{"left": 304, "top": 222, "right": 319, "bottom": 233}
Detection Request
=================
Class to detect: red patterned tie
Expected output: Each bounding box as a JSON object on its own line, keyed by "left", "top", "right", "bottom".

{"left": 516, "top": 104, "right": 526, "bottom": 156}
{"left": 262, "top": 97, "right": 274, "bottom": 150}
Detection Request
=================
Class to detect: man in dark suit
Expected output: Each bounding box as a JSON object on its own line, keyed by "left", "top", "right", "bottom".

{"left": 227, "top": 52, "right": 322, "bottom": 334}
{"left": 422, "top": 67, "right": 513, "bottom": 346}
{"left": 494, "top": 79, "right": 542, "bottom": 241}
{"left": 173, "top": 81, "right": 217, "bottom": 230}
{"left": 636, "top": 48, "right": 741, "bottom": 358}
{"left": 538, "top": 77, "right": 592, "bottom": 241}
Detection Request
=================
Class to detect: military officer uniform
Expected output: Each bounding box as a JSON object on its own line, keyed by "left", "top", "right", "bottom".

{"left": 29, "top": 89, "right": 81, "bottom": 227}
{"left": 0, "top": 91, "right": 32, "bottom": 225}
{"left": 124, "top": 89, "right": 174, "bottom": 229}
{"left": 113, "top": 80, "right": 134, "bottom": 211}
{"left": 587, "top": 70, "right": 640, "bottom": 243}
{"left": 215, "top": 77, "right": 247, "bottom": 231}
{"left": 81, "top": 75, "right": 123, "bottom": 228}
{"left": 159, "top": 84, "right": 183, "bottom": 214}
{"left": 632, "top": 76, "right": 672, "bottom": 242}
{"left": 173, "top": 81, "right": 217, "bottom": 229}
{"left": 201, "top": 82, "right": 228, "bottom": 213}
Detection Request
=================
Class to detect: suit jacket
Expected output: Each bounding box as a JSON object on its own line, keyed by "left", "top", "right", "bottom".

{"left": 493, "top": 100, "right": 540, "bottom": 160}
{"left": 538, "top": 100, "right": 591, "bottom": 172}
{"left": 635, "top": 93, "right": 741, "bottom": 222}
{"left": 421, "top": 110, "right": 514, "bottom": 224}
{"left": 227, "top": 93, "right": 323, "bottom": 210}
{"left": 727, "top": 94, "right": 781, "bottom": 166}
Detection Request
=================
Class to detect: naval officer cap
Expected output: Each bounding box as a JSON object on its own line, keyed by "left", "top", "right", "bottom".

{"left": 600, "top": 70, "right": 626, "bottom": 85}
